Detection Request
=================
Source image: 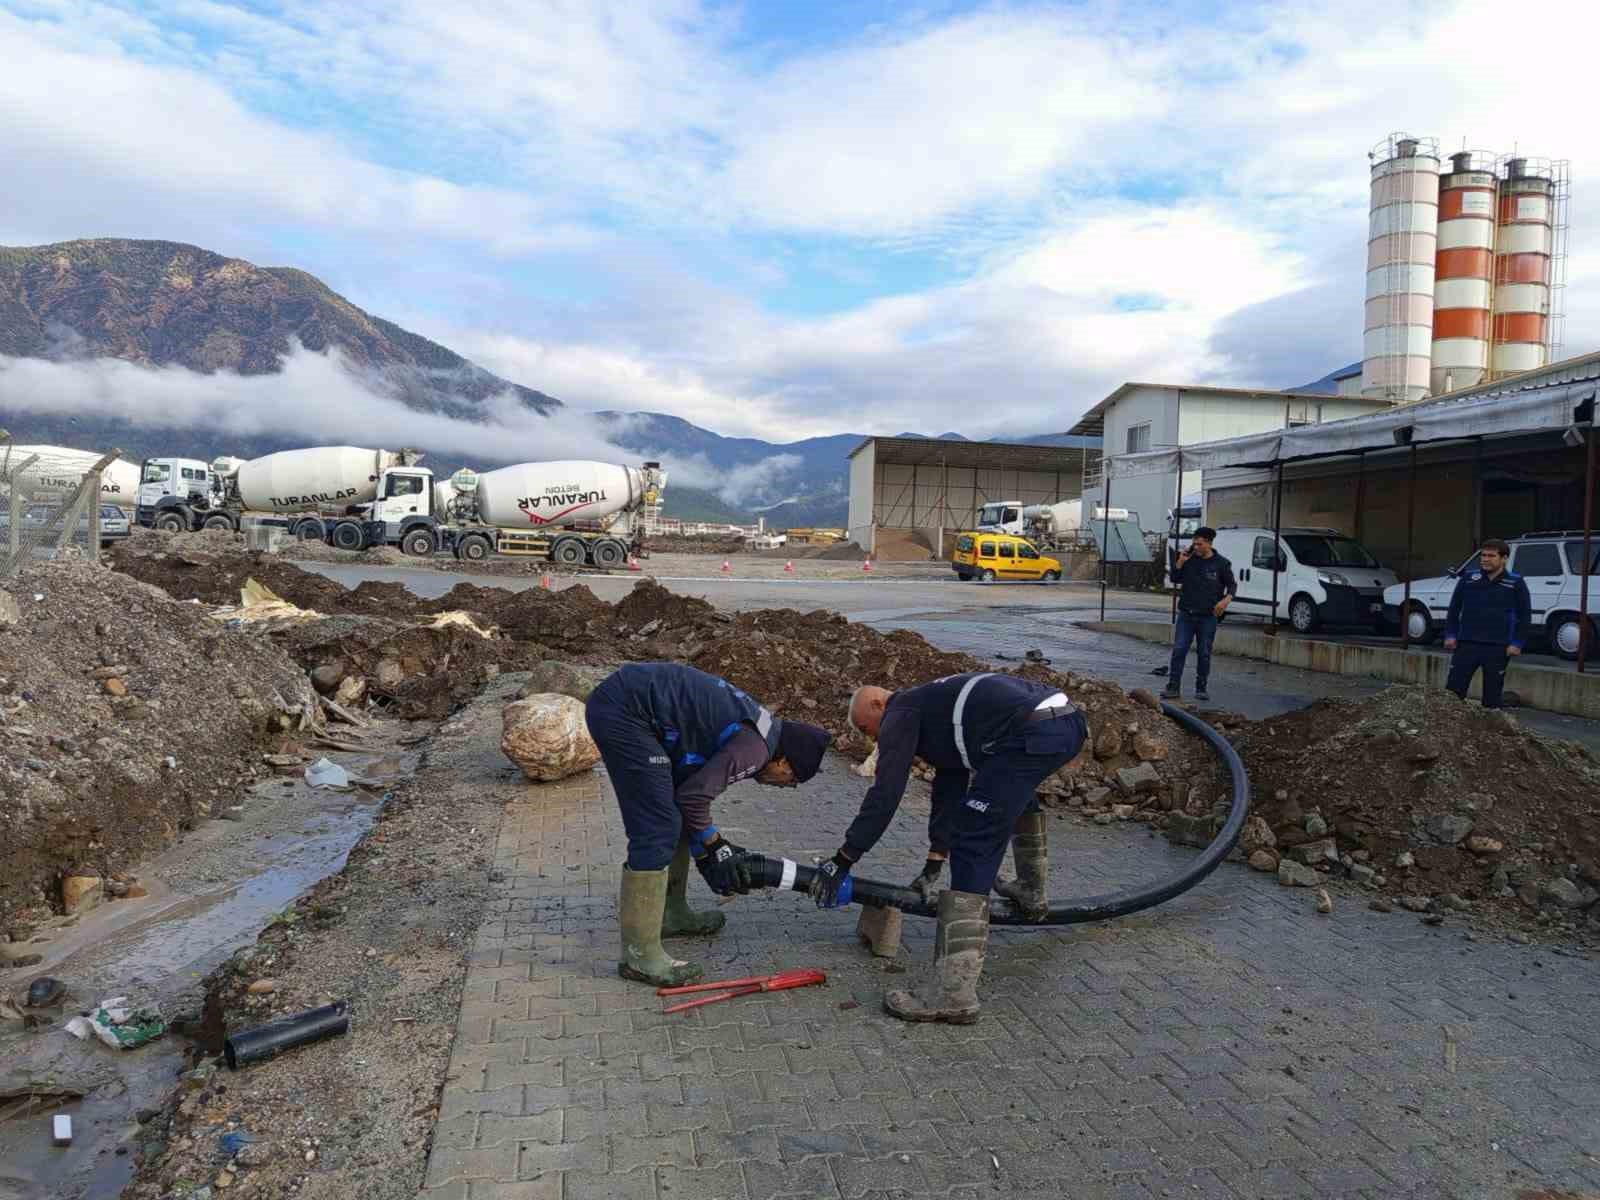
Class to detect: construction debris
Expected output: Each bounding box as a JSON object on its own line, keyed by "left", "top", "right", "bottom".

{"left": 501, "top": 694, "right": 601, "bottom": 782}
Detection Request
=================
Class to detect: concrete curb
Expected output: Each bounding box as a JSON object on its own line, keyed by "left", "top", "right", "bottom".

{"left": 1082, "top": 619, "right": 1600, "bottom": 720}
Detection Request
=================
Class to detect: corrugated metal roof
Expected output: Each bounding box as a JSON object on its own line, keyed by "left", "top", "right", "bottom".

{"left": 848, "top": 436, "right": 1098, "bottom": 472}
{"left": 1064, "top": 378, "right": 1391, "bottom": 435}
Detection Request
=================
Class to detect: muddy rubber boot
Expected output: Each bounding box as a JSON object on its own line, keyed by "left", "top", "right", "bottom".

{"left": 618, "top": 866, "right": 702, "bottom": 987}
{"left": 992, "top": 812, "right": 1049, "bottom": 921}
{"left": 662, "top": 839, "right": 726, "bottom": 938}
{"left": 883, "top": 889, "right": 988, "bottom": 1025}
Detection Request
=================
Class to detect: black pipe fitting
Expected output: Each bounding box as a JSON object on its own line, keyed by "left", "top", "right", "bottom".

{"left": 744, "top": 701, "right": 1250, "bottom": 926}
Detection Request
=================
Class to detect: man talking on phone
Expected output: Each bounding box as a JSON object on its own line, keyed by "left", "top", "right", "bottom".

{"left": 1161, "top": 526, "right": 1235, "bottom": 703}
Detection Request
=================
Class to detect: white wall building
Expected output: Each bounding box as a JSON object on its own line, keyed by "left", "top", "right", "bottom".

{"left": 1068, "top": 378, "right": 1392, "bottom": 533}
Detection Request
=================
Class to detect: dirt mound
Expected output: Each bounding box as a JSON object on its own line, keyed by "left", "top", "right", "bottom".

{"left": 1227, "top": 686, "right": 1600, "bottom": 936}
{"left": 815, "top": 541, "right": 869, "bottom": 560}
{"left": 613, "top": 578, "right": 717, "bottom": 629}
{"left": 646, "top": 533, "right": 745, "bottom": 555}
{"left": 0, "top": 562, "right": 317, "bottom": 925}
{"left": 872, "top": 528, "right": 937, "bottom": 562}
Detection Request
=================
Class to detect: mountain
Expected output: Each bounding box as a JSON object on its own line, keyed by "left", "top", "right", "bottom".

{"left": 0, "top": 239, "right": 560, "bottom": 418}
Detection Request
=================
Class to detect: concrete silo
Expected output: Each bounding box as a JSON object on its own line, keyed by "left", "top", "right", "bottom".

{"left": 1362, "top": 134, "right": 1440, "bottom": 403}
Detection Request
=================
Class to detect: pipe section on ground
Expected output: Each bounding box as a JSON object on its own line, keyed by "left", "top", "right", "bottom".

{"left": 225, "top": 1001, "right": 350, "bottom": 1069}
{"left": 744, "top": 702, "right": 1250, "bottom": 927}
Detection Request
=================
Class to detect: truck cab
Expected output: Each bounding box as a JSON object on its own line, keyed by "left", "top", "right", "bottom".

{"left": 136, "top": 457, "right": 228, "bottom": 531}
{"left": 344, "top": 465, "right": 439, "bottom": 555}
{"left": 977, "top": 501, "right": 1026, "bottom": 536}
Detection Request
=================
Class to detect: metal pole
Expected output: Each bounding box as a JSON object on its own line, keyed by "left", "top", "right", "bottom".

{"left": 1579, "top": 426, "right": 1596, "bottom": 673}
{"left": 1171, "top": 449, "right": 1183, "bottom": 625}
{"left": 1352, "top": 451, "right": 1366, "bottom": 545}
{"left": 1268, "top": 461, "right": 1284, "bottom": 632}
{"left": 1098, "top": 464, "right": 1111, "bottom": 621}
{"left": 1469, "top": 437, "right": 1483, "bottom": 554}
{"left": 6, "top": 480, "right": 20, "bottom": 563}
{"left": 1402, "top": 441, "right": 1418, "bottom": 648}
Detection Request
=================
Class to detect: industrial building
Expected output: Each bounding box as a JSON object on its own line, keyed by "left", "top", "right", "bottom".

{"left": 1066, "top": 382, "right": 1390, "bottom": 536}
{"left": 846, "top": 436, "right": 1097, "bottom": 557}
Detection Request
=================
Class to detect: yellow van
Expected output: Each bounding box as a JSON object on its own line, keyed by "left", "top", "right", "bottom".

{"left": 952, "top": 532, "right": 1062, "bottom": 582}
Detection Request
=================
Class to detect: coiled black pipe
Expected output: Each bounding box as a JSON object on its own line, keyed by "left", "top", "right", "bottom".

{"left": 744, "top": 701, "right": 1249, "bottom": 926}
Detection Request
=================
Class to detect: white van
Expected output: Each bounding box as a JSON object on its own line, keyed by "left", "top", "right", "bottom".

{"left": 1381, "top": 532, "right": 1600, "bottom": 659}
{"left": 1210, "top": 527, "right": 1399, "bottom": 633}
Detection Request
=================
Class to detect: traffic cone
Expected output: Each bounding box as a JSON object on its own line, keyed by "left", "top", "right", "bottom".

{"left": 541, "top": 573, "right": 552, "bottom": 590}
{"left": 783, "top": 560, "right": 794, "bottom": 574}
{"left": 721, "top": 560, "right": 732, "bottom": 574}
{"left": 628, "top": 555, "right": 641, "bottom": 571}
{"left": 862, "top": 558, "right": 873, "bottom": 573}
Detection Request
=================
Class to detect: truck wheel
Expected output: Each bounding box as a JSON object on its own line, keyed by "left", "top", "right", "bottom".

{"left": 401, "top": 529, "right": 435, "bottom": 557}
{"left": 1043, "top": 569, "right": 1061, "bottom": 582}
{"left": 331, "top": 521, "right": 366, "bottom": 551}
{"left": 154, "top": 512, "right": 186, "bottom": 534}
{"left": 202, "top": 514, "right": 234, "bottom": 533}
{"left": 551, "top": 538, "right": 586, "bottom": 566}
{"left": 980, "top": 568, "right": 996, "bottom": 582}
{"left": 294, "top": 519, "right": 326, "bottom": 542}
{"left": 591, "top": 540, "right": 626, "bottom": 569}
{"left": 457, "top": 534, "right": 491, "bottom": 562}
{"left": 1288, "top": 594, "right": 1318, "bottom": 634}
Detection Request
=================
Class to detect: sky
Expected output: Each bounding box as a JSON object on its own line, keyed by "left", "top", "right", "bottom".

{"left": 3, "top": 0, "right": 1599, "bottom": 444}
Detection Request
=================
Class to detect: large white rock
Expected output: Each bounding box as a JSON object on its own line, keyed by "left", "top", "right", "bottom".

{"left": 502, "top": 693, "right": 601, "bottom": 782}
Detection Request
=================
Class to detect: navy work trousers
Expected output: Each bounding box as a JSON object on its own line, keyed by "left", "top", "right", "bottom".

{"left": 1168, "top": 610, "right": 1218, "bottom": 690}
{"left": 948, "top": 709, "right": 1087, "bottom": 894}
{"left": 585, "top": 678, "right": 680, "bottom": 871}
{"left": 1446, "top": 641, "right": 1510, "bottom": 709}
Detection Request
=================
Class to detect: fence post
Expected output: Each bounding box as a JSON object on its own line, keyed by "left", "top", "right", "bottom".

{"left": 6, "top": 482, "right": 20, "bottom": 563}
{"left": 87, "top": 473, "right": 103, "bottom": 564}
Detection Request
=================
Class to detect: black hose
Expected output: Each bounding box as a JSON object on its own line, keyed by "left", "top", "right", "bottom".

{"left": 744, "top": 701, "right": 1249, "bottom": 926}
{"left": 225, "top": 1001, "right": 350, "bottom": 1069}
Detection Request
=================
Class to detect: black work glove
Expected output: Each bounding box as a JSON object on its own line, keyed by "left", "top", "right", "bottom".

{"left": 808, "top": 850, "right": 854, "bottom": 909}
{"left": 695, "top": 836, "right": 751, "bottom": 897}
{"left": 909, "top": 857, "right": 944, "bottom": 902}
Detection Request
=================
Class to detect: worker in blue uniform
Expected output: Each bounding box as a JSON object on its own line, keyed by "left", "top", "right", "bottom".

{"left": 585, "top": 663, "right": 832, "bottom": 987}
{"left": 1443, "top": 538, "right": 1532, "bottom": 710}
{"left": 811, "top": 671, "right": 1087, "bottom": 1024}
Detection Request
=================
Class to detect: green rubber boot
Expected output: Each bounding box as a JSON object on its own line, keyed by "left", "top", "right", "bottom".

{"left": 618, "top": 866, "right": 702, "bottom": 987}
{"left": 883, "top": 889, "right": 988, "bottom": 1025}
{"left": 663, "top": 839, "right": 727, "bottom": 938}
{"left": 992, "top": 811, "right": 1050, "bottom": 921}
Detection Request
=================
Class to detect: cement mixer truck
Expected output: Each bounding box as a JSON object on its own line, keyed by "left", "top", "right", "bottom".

{"left": 1, "top": 445, "right": 142, "bottom": 507}
{"left": 137, "top": 446, "right": 665, "bottom": 567}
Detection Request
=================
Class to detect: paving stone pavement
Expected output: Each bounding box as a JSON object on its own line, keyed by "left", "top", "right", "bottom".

{"left": 420, "top": 742, "right": 1600, "bottom": 1200}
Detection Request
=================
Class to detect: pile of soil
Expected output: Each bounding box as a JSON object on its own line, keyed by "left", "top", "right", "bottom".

{"left": 0, "top": 562, "right": 317, "bottom": 925}
{"left": 871, "top": 528, "right": 938, "bottom": 562}
{"left": 1221, "top": 686, "right": 1600, "bottom": 937}
{"left": 645, "top": 532, "right": 746, "bottom": 555}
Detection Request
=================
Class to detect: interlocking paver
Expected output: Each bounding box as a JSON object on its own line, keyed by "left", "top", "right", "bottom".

{"left": 419, "top": 745, "right": 1600, "bottom": 1200}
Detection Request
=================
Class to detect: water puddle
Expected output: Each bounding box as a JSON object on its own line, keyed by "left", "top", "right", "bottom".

{"left": 0, "top": 742, "right": 415, "bottom": 1199}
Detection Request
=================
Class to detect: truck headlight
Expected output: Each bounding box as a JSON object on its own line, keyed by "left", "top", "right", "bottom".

{"left": 1316, "top": 571, "right": 1348, "bottom": 586}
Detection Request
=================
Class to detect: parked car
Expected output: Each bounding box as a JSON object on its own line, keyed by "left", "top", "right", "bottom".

{"left": 1211, "top": 527, "right": 1399, "bottom": 633}
{"left": 952, "top": 532, "right": 1063, "bottom": 582}
{"left": 0, "top": 503, "right": 131, "bottom": 547}
{"left": 1382, "top": 532, "right": 1600, "bottom": 659}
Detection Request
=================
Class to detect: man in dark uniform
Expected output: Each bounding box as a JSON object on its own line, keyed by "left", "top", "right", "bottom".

{"left": 1444, "top": 538, "right": 1532, "bottom": 710}
{"left": 1162, "top": 526, "right": 1235, "bottom": 703}
{"left": 810, "top": 671, "right": 1087, "bottom": 1024}
{"left": 585, "top": 663, "right": 831, "bottom": 987}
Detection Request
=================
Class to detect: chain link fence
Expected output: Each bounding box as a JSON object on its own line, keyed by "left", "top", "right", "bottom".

{"left": 0, "top": 433, "right": 123, "bottom": 581}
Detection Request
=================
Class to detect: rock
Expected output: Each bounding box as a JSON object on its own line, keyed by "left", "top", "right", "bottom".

{"left": 1441, "top": 893, "right": 1472, "bottom": 913}
{"left": 1278, "top": 860, "right": 1320, "bottom": 888}
{"left": 125, "top": 884, "right": 149, "bottom": 899}
{"left": 1305, "top": 814, "right": 1328, "bottom": 838}
{"left": 101, "top": 677, "right": 128, "bottom": 698}
{"left": 0, "top": 588, "right": 18, "bottom": 626}
{"left": 26, "top": 976, "right": 65, "bottom": 1007}
{"left": 236, "top": 1141, "right": 277, "bottom": 1168}
{"left": 1248, "top": 849, "right": 1279, "bottom": 872}
{"left": 1517, "top": 883, "right": 1541, "bottom": 908}
{"left": 1290, "top": 839, "right": 1338, "bottom": 867}
{"left": 1131, "top": 732, "right": 1168, "bottom": 763}
{"left": 1110, "top": 804, "right": 1135, "bottom": 821}
{"left": 1424, "top": 813, "right": 1474, "bottom": 845}
{"left": 1314, "top": 888, "right": 1333, "bottom": 914}
{"left": 216, "top": 1169, "right": 235, "bottom": 1189}
{"left": 309, "top": 665, "right": 343, "bottom": 695}
{"left": 1466, "top": 836, "right": 1503, "bottom": 854}
{"left": 247, "top": 979, "right": 277, "bottom": 995}
{"left": 501, "top": 694, "right": 602, "bottom": 782}
{"left": 334, "top": 674, "right": 367, "bottom": 708}
{"left": 1395, "top": 851, "right": 1415, "bottom": 869}
{"left": 1093, "top": 812, "right": 1115, "bottom": 825}
{"left": 516, "top": 661, "right": 608, "bottom": 703}
{"left": 1082, "top": 786, "right": 1111, "bottom": 807}
{"left": 0, "top": 947, "right": 44, "bottom": 967}
{"left": 1165, "top": 813, "right": 1212, "bottom": 849}
{"left": 1113, "top": 762, "right": 1162, "bottom": 797}
{"left": 1422, "top": 913, "right": 1445, "bottom": 926}
{"left": 105, "top": 879, "right": 130, "bottom": 898}
{"left": 1129, "top": 687, "right": 1160, "bottom": 711}
{"left": 1240, "top": 816, "right": 1276, "bottom": 854}
{"left": 1540, "top": 878, "right": 1586, "bottom": 909}
{"left": 61, "top": 875, "right": 103, "bottom": 915}
{"left": 1369, "top": 898, "right": 1393, "bottom": 913}
{"left": 1400, "top": 895, "right": 1431, "bottom": 913}
{"left": 1093, "top": 725, "right": 1123, "bottom": 761}
{"left": 374, "top": 658, "right": 405, "bottom": 688}
{"left": 1350, "top": 864, "right": 1377, "bottom": 887}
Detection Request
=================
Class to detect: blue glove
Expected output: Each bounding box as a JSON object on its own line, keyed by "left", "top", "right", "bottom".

{"left": 808, "top": 850, "right": 853, "bottom": 908}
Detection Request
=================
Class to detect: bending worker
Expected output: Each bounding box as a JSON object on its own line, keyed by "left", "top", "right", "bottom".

{"left": 585, "top": 663, "right": 832, "bottom": 987}
{"left": 812, "top": 671, "right": 1087, "bottom": 1024}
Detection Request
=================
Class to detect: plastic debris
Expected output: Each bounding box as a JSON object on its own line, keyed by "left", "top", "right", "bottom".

{"left": 304, "top": 757, "right": 351, "bottom": 790}
{"left": 64, "top": 996, "right": 166, "bottom": 1050}
{"left": 53, "top": 1114, "right": 72, "bottom": 1145}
